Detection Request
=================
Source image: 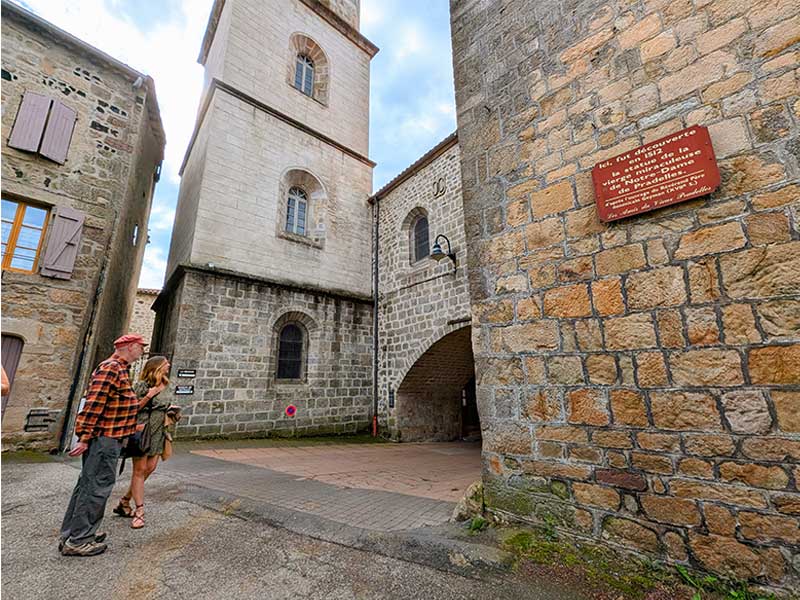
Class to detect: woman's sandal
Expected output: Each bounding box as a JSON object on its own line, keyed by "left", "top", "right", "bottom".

{"left": 113, "top": 497, "right": 133, "bottom": 518}
{"left": 131, "top": 504, "right": 145, "bottom": 529}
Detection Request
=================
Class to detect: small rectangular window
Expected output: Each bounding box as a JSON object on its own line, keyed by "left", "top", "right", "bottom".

{"left": 1, "top": 198, "right": 49, "bottom": 274}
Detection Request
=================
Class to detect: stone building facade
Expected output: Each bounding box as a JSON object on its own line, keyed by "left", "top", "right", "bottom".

{"left": 152, "top": 0, "right": 378, "bottom": 438}
{"left": 1, "top": 1, "right": 164, "bottom": 450}
{"left": 450, "top": 0, "right": 799, "bottom": 592}
{"left": 128, "top": 288, "right": 160, "bottom": 345}
{"left": 372, "top": 134, "right": 476, "bottom": 442}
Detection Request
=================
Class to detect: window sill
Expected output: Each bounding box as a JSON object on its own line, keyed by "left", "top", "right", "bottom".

{"left": 399, "top": 258, "right": 433, "bottom": 285}
{"left": 274, "top": 379, "right": 308, "bottom": 388}
{"left": 278, "top": 229, "right": 324, "bottom": 249}
{"left": 287, "top": 82, "right": 328, "bottom": 108}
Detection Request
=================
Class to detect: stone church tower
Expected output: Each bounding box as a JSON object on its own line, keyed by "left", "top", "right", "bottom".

{"left": 153, "top": 0, "right": 379, "bottom": 438}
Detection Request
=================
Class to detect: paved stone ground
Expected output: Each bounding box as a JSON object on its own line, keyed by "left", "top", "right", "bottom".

{"left": 1, "top": 450, "right": 589, "bottom": 600}
{"left": 181, "top": 441, "right": 480, "bottom": 530}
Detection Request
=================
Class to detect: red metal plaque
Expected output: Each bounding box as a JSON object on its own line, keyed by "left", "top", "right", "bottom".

{"left": 592, "top": 125, "right": 721, "bottom": 222}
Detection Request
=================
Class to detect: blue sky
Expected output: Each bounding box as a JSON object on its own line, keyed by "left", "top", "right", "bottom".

{"left": 15, "top": 0, "right": 457, "bottom": 288}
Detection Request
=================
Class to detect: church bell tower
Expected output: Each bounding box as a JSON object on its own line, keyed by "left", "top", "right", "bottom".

{"left": 153, "top": 0, "right": 379, "bottom": 439}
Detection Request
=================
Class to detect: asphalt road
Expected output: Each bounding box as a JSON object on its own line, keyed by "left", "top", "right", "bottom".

{"left": 1, "top": 458, "right": 586, "bottom": 600}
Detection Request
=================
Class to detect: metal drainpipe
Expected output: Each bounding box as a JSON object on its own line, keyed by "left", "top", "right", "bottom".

{"left": 371, "top": 198, "right": 380, "bottom": 437}
{"left": 58, "top": 207, "right": 118, "bottom": 452}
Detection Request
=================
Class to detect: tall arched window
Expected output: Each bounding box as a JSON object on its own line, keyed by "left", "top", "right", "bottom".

{"left": 277, "top": 324, "right": 304, "bottom": 380}
{"left": 294, "top": 55, "right": 314, "bottom": 97}
{"left": 286, "top": 186, "right": 308, "bottom": 236}
{"left": 413, "top": 215, "right": 429, "bottom": 263}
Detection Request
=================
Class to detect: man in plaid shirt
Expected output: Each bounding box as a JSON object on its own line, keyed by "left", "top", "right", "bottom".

{"left": 59, "top": 334, "right": 146, "bottom": 556}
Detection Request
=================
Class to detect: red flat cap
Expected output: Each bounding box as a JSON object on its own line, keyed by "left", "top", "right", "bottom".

{"left": 113, "top": 333, "right": 147, "bottom": 348}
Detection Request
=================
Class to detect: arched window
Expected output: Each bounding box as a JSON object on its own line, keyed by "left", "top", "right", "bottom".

{"left": 413, "top": 215, "right": 429, "bottom": 263}
{"left": 285, "top": 186, "right": 308, "bottom": 236}
{"left": 294, "top": 55, "right": 314, "bottom": 97}
{"left": 277, "top": 324, "right": 304, "bottom": 380}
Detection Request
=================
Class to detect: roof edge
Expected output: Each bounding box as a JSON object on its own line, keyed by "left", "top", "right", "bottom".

{"left": 2, "top": 0, "right": 165, "bottom": 147}
{"left": 369, "top": 132, "right": 458, "bottom": 203}
{"left": 198, "top": 0, "right": 378, "bottom": 65}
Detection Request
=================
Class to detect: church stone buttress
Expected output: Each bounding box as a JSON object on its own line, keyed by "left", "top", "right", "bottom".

{"left": 153, "top": 0, "right": 379, "bottom": 439}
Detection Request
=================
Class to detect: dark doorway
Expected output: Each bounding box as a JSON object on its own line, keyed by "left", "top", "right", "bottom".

{"left": 461, "top": 376, "right": 480, "bottom": 441}
{"left": 1, "top": 334, "right": 24, "bottom": 420}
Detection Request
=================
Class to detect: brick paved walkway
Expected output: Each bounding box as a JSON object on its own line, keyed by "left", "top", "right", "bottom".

{"left": 159, "top": 441, "right": 482, "bottom": 532}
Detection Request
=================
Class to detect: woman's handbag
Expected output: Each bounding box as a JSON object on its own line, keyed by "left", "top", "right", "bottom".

{"left": 161, "top": 405, "right": 181, "bottom": 462}
{"left": 125, "top": 421, "right": 152, "bottom": 457}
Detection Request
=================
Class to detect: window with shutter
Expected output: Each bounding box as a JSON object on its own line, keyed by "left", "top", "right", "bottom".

{"left": 39, "top": 206, "right": 85, "bottom": 280}
{"left": 1, "top": 198, "right": 50, "bottom": 274}
{"left": 7, "top": 92, "right": 51, "bottom": 153}
{"left": 39, "top": 100, "right": 77, "bottom": 164}
{"left": 7, "top": 93, "right": 77, "bottom": 164}
{"left": 277, "top": 324, "right": 304, "bottom": 379}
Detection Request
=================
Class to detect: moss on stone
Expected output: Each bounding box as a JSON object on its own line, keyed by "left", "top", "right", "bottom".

{"left": 484, "top": 481, "right": 535, "bottom": 515}
{"left": 502, "top": 528, "right": 675, "bottom": 598}
{"left": 550, "top": 479, "right": 569, "bottom": 500}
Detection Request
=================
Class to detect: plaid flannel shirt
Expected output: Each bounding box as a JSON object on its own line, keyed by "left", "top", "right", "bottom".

{"left": 74, "top": 354, "right": 139, "bottom": 442}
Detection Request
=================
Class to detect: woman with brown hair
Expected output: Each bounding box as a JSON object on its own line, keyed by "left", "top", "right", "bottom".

{"left": 112, "top": 355, "right": 171, "bottom": 529}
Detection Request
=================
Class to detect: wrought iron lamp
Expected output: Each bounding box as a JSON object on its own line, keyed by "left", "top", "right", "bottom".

{"left": 430, "top": 234, "right": 457, "bottom": 268}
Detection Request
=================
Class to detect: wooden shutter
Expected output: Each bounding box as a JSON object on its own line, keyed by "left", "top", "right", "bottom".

{"left": 1, "top": 335, "right": 24, "bottom": 420}
{"left": 40, "top": 101, "right": 77, "bottom": 164}
{"left": 7, "top": 92, "right": 51, "bottom": 152}
{"left": 40, "top": 206, "right": 84, "bottom": 280}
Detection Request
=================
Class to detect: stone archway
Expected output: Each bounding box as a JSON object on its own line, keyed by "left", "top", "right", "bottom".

{"left": 395, "top": 326, "right": 478, "bottom": 442}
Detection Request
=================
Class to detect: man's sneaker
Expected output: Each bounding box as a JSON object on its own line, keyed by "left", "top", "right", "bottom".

{"left": 58, "top": 532, "right": 107, "bottom": 553}
{"left": 60, "top": 539, "right": 107, "bottom": 556}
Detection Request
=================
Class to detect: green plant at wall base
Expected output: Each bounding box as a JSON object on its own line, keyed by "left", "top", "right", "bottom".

{"left": 542, "top": 513, "right": 559, "bottom": 541}
{"left": 675, "top": 565, "right": 776, "bottom": 600}
{"left": 468, "top": 516, "right": 488, "bottom": 535}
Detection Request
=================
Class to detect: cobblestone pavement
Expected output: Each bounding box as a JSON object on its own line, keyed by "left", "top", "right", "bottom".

{"left": 178, "top": 441, "right": 480, "bottom": 531}
{"left": 1, "top": 452, "right": 588, "bottom": 600}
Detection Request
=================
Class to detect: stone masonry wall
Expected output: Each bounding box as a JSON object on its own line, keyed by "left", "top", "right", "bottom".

{"left": 155, "top": 268, "right": 373, "bottom": 439}
{"left": 129, "top": 289, "right": 159, "bottom": 345}
{"left": 1, "top": 7, "right": 162, "bottom": 449}
{"left": 451, "top": 0, "right": 799, "bottom": 592}
{"left": 376, "top": 140, "right": 474, "bottom": 439}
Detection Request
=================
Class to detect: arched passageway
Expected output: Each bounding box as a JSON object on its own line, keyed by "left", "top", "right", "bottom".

{"left": 395, "top": 326, "right": 480, "bottom": 442}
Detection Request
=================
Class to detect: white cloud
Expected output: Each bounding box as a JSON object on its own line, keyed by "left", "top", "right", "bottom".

{"left": 393, "top": 22, "right": 425, "bottom": 60}
{"left": 138, "top": 243, "right": 168, "bottom": 289}
{"left": 360, "top": 1, "right": 383, "bottom": 28}
{"left": 148, "top": 202, "right": 176, "bottom": 232}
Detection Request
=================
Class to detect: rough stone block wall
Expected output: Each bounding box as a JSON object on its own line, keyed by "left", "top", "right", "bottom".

{"left": 1, "top": 8, "right": 161, "bottom": 449}
{"left": 128, "top": 289, "right": 159, "bottom": 345}
{"left": 450, "top": 0, "right": 799, "bottom": 591}
{"left": 376, "top": 140, "right": 474, "bottom": 439}
{"left": 155, "top": 269, "right": 373, "bottom": 439}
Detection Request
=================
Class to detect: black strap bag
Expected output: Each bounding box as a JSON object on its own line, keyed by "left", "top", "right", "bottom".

{"left": 119, "top": 404, "right": 153, "bottom": 473}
